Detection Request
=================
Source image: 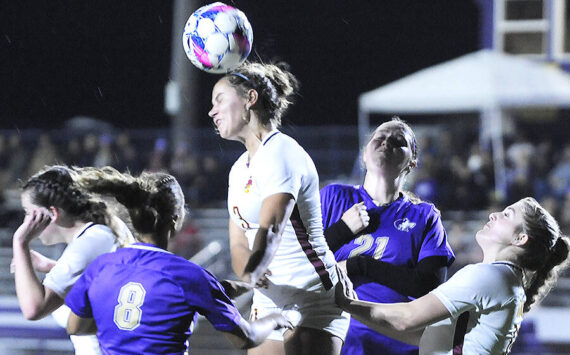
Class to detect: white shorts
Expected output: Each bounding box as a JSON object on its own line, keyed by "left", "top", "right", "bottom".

{"left": 249, "top": 285, "right": 350, "bottom": 342}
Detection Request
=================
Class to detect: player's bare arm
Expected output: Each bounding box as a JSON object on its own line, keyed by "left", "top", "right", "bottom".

{"left": 335, "top": 266, "right": 449, "bottom": 345}
{"left": 13, "top": 208, "right": 64, "bottom": 320}
{"left": 242, "top": 193, "right": 295, "bottom": 286}
{"left": 229, "top": 219, "right": 252, "bottom": 276}
{"left": 224, "top": 315, "right": 293, "bottom": 349}
{"left": 67, "top": 311, "right": 97, "bottom": 335}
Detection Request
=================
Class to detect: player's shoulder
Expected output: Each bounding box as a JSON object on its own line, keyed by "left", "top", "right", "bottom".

{"left": 166, "top": 259, "right": 222, "bottom": 290}
{"left": 230, "top": 151, "right": 249, "bottom": 171}
{"left": 82, "top": 249, "right": 116, "bottom": 272}
{"left": 160, "top": 255, "right": 209, "bottom": 276}
{"left": 401, "top": 192, "right": 442, "bottom": 216}
{"left": 81, "top": 223, "right": 114, "bottom": 238}
{"left": 321, "top": 183, "right": 358, "bottom": 196}
{"left": 67, "top": 224, "right": 116, "bottom": 254}
{"left": 456, "top": 263, "right": 510, "bottom": 283}
{"left": 265, "top": 131, "right": 303, "bottom": 154}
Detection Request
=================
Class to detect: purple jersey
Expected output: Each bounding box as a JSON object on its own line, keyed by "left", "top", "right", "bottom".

{"left": 65, "top": 243, "right": 242, "bottom": 355}
{"left": 321, "top": 184, "right": 455, "bottom": 355}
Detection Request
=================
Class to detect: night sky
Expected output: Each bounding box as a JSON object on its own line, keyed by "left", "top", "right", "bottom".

{"left": 1, "top": 1, "right": 480, "bottom": 130}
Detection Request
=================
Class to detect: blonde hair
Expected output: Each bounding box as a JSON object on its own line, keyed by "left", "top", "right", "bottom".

{"left": 71, "top": 166, "right": 186, "bottom": 248}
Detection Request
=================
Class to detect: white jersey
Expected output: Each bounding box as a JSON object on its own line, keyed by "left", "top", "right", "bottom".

{"left": 420, "top": 262, "right": 525, "bottom": 355}
{"left": 44, "top": 222, "right": 120, "bottom": 355}
{"left": 44, "top": 223, "right": 120, "bottom": 298}
{"left": 227, "top": 130, "right": 338, "bottom": 303}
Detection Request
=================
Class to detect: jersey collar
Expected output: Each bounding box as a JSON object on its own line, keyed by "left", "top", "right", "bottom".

{"left": 74, "top": 222, "right": 95, "bottom": 240}
{"left": 261, "top": 129, "right": 280, "bottom": 146}
{"left": 127, "top": 242, "right": 173, "bottom": 254}
{"left": 358, "top": 185, "right": 405, "bottom": 208}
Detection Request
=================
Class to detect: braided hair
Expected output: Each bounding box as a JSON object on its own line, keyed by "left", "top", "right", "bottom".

{"left": 226, "top": 61, "right": 299, "bottom": 128}
{"left": 72, "top": 167, "right": 186, "bottom": 248}
{"left": 516, "top": 197, "right": 570, "bottom": 312}
{"left": 22, "top": 166, "right": 108, "bottom": 226}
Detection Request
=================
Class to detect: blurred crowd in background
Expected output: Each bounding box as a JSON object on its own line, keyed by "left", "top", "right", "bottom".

{"left": 0, "top": 124, "right": 568, "bottom": 274}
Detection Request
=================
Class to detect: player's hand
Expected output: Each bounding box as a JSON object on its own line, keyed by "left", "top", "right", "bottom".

{"left": 335, "top": 264, "right": 357, "bottom": 308}
{"left": 13, "top": 208, "right": 53, "bottom": 246}
{"left": 242, "top": 269, "right": 272, "bottom": 289}
{"left": 255, "top": 269, "right": 271, "bottom": 288}
{"left": 265, "top": 313, "right": 294, "bottom": 330}
{"left": 282, "top": 304, "right": 302, "bottom": 327}
{"left": 341, "top": 202, "right": 369, "bottom": 235}
{"left": 220, "top": 279, "right": 253, "bottom": 299}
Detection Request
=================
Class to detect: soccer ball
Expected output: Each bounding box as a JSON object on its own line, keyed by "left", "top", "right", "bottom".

{"left": 182, "top": 2, "right": 253, "bottom": 74}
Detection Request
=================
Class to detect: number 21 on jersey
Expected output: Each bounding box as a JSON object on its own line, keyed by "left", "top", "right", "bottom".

{"left": 348, "top": 235, "right": 389, "bottom": 259}
{"left": 114, "top": 282, "right": 146, "bottom": 331}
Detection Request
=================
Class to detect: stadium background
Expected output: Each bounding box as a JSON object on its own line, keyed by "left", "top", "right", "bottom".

{"left": 1, "top": 0, "right": 569, "bottom": 354}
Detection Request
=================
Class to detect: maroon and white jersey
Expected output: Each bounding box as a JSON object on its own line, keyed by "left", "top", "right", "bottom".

{"left": 227, "top": 130, "right": 337, "bottom": 298}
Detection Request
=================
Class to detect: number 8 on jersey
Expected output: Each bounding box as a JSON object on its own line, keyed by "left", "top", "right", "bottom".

{"left": 114, "top": 282, "right": 146, "bottom": 330}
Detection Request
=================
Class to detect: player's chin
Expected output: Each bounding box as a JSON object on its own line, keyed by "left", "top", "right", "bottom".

{"left": 218, "top": 130, "right": 231, "bottom": 139}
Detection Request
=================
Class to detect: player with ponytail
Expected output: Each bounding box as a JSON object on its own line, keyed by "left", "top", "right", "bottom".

{"left": 335, "top": 197, "right": 569, "bottom": 354}
{"left": 12, "top": 165, "right": 132, "bottom": 354}
{"left": 64, "top": 167, "right": 293, "bottom": 354}
{"left": 208, "top": 61, "right": 349, "bottom": 355}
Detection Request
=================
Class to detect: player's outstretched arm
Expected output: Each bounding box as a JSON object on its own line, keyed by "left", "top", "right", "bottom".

{"left": 220, "top": 279, "right": 253, "bottom": 299}
{"left": 224, "top": 314, "right": 293, "bottom": 349}
{"left": 346, "top": 255, "right": 449, "bottom": 298}
{"left": 242, "top": 193, "right": 295, "bottom": 286}
{"left": 67, "top": 311, "right": 97, "bottom": 335}
{"left": 334, "top": 265, "right": 448, "bottom": 345}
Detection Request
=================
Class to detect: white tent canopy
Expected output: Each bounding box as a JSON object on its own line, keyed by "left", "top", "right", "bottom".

{"left": 357, "top": 49, "right": 570, "bottom": 198}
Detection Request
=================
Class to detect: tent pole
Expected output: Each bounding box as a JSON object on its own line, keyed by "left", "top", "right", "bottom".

{"left": 354, "top": 109, "right": 370, "bottom": 183}
{"left": 485, "top": 108, "right": 507, "bottom": 202}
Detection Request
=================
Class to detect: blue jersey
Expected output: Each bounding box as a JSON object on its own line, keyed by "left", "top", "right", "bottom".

{"left": 321, "top": 184, "right": 455, "bottom": 355}
{"left": 65, "top": 243, "right": 242, "bottom": 355}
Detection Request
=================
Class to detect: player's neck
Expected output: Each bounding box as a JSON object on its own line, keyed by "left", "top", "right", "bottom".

{"left": 363, "top": 174, "right": 401, "bottom": 206}
{"left": 137, "top": 234, "right": 167, "bottom": 250}
{"left": 244, "top": 123, "right": 273, "bottom": 161}
{"left": 61, "top": 221, "right": 94, "bottom": 244}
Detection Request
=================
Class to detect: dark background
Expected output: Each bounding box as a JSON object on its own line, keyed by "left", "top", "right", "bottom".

{"left": 0, "top": 1, "right": 480, "bottom": 129}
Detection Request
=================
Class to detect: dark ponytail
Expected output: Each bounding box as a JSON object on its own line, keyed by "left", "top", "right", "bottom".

{"left": 22, "top": 166, "right": 107, "bottom": 226}
{"left": 226, "top": 61, "right": 299, "bottom": 127}
{"left": 516, "top": 197, "right": 570, "bottom": 312}
{"left": 72, "top": 167, "right": 186, "bottom": 247}
{"left": 522, "top": 236, "right": 569, "bottom": 312}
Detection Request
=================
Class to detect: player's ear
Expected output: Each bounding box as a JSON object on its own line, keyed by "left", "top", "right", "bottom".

{"left": 246, "top": 89, "right": 258, "bottom": 108}
{"left": 513, "top": 233, "right": 529, "bottom": 247}
{"left": 49, "top": 206, "right": 59, "bottom": 222}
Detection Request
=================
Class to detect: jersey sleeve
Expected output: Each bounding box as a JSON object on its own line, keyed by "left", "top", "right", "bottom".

{"left": 257, "top": 145, "right": 302, "bottom": 200}
{"left": 320, "top": 184, "right": 355, "bottom": 229}
{"left": 43, "top": 226, "right": 116, "bottom": 298}
{"left": 320, "top": 185, "right": 338, "bottom": 229}
{"left": 430, "top": 264, "right": 510, "bottom": 319}
{"left": 418, "top": 206, "right": 455, "bottom": 265}
{"left": 64, "top": 259, "right": 100, "bottom": 319}
{"left": 189, "top": 268, "right": 243, "bottom": 332}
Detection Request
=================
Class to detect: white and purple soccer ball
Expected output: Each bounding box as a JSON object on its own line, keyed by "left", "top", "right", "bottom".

{"left": 182, "top": 2, "right": 253, "bottom": 74}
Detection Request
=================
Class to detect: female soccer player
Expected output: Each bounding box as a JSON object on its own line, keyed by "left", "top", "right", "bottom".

{"left": 208, "top": 62, "right": 349, "bottom": 355}
{"left": 11, "top": 165, "right": 132, "bottom": 354}
{"left": 64, "top": 167, "right": 293, "bottom": 353}
{"left": 335, "top": 197, "right": 570, "bottom": 355}
{"left": 320, "top": 117, "right": 455, "bottom": 355}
